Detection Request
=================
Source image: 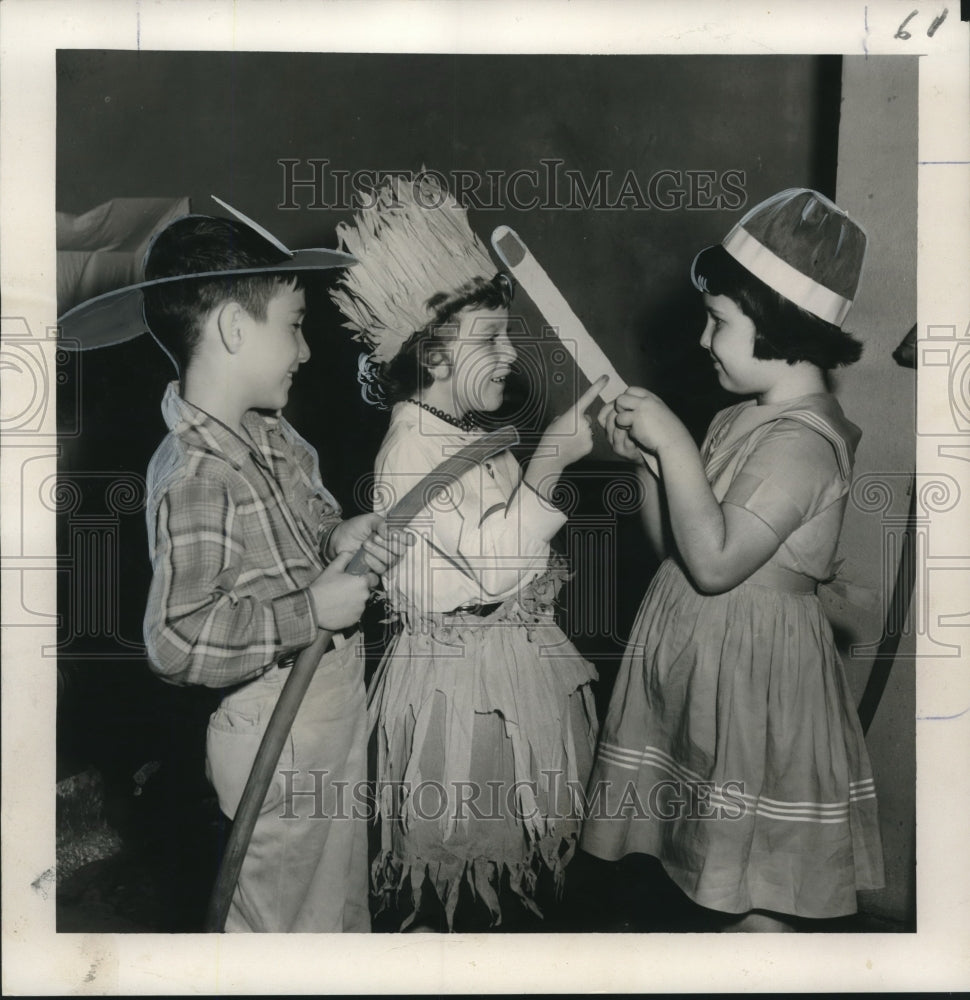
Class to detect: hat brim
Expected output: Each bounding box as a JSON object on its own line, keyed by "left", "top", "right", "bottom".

{"left": 57, "top": 247, "right": 357, "bottom": 350}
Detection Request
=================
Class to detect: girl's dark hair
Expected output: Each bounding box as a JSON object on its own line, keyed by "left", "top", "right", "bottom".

{"left": 366, "top": 273, "right": 514, "bottom": 405}
{"left": 142, "top": 215, "right": 305, "bottom": 376}
{"left": 691, "top": 244, "right": 862, "bottom": 369}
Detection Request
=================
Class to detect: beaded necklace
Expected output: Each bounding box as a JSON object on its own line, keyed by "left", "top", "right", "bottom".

{"left": 405, "top": 398, "right": 478, "bottom": 433}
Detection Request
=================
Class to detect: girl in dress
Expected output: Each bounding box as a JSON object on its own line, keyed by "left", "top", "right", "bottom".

{"left": 581, "top": 189, "right": 885, "bottom": 931}
{"left": 331, "top": 174, "right": 601, "bottom": 930}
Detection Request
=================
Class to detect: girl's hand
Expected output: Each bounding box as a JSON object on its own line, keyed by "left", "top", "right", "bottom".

{"left": 540, "top": 374, "right": 609, "bottom": 469}
{"left": 613, "top": 387, "right": 691, "bottom": 454}
{"left": 598, "top": 401, "right": 645, "bottom": 463}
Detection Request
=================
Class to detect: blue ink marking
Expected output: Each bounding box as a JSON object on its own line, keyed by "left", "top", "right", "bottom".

{"left": 864, "top": 5, "right": 869, "bottom": 58}
{"left": 136, "top": 1, "right": 141, "bottom": 50}
{"left": 918, "top": 705, "right": 969, "bottom": 721}
{"left": 918, "top": 161, "right": 970, "bottom": 165}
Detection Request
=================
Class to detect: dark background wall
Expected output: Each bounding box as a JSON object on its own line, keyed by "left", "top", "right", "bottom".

{"left": 56, "top": 51, "right": 914, "bottom": 930}
{"left": 55, "top": 48, "right": 843, "bottom": 652}
{"left": 56, "top": 52, "right": 842, "bottom": 480}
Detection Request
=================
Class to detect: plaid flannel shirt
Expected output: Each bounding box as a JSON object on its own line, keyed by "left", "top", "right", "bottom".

{"left": 143, "top": 383, "right": 344, "bottom": 688}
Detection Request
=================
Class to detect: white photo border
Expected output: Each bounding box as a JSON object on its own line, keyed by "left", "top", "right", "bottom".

{"left": 2, "top": 0, "right": 968, "bottom": 993}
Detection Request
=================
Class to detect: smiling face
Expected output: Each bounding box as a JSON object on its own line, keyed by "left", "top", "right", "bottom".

{"left": 447, "top": 306, "right": 517, "bottom": 414}
{"left": 239, "top": 281, "right": 309, "bottom": 411}
{"left": 699, "top": 293, "right": 773, "bottom": 397}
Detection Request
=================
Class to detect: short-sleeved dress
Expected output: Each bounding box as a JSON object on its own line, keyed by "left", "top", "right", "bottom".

{"left": 369, "top": 403, "right": 599, "bottom": 928}
{"left": 580, "top": 392, "right": 884, "bottom": 919}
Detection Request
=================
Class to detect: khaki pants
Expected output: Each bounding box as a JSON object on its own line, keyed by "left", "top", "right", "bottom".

{"left": 206, "top": 637, "right": 370, "bottom": 932}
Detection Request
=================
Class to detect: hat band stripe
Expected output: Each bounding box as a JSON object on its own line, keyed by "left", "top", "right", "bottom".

{"left": 723, "top": 227, "right": 853, "bottom": 326}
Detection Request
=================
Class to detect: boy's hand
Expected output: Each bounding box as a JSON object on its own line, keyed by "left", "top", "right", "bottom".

{"left": 327, "top": 513, "right": 413, "bottom": 576}
{"left": 539, "top": 375, "right": 609, "bottom": 468}
{"left": 309, "top": 550, "right": 375, "bottom": 631}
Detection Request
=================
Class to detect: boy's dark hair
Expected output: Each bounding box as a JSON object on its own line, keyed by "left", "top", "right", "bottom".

{"left": 142, "top": 215, "right": 305, "bottom": 376}
{"left": 369, "top": 274, "right": 513, "bottom": 404}
{"left": 692, "top": 245, "right": 863, "bottom": 369}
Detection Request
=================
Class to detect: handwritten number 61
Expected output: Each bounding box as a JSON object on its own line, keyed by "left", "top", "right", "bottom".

{"left": 895, "top": 8, "right": 948, "bottom": 40}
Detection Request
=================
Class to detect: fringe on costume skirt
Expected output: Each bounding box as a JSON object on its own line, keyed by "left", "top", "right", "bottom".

{"left": 368, "top": 572, "right": 598, "bottom": 929}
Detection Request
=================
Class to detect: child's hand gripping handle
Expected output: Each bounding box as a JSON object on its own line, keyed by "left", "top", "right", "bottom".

{"left": 204, "top": 425, "right": 520, "bottom": 932}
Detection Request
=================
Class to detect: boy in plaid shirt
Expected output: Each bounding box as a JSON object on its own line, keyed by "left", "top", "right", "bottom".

{"left": 140, "top": 212, "right": 401, "bottom": 932}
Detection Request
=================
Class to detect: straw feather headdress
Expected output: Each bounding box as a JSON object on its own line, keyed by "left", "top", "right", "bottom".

{"left": 330, "top": 172, "right": 496, "bottom": 364}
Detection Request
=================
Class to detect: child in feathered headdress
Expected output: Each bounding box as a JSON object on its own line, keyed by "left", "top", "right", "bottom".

{"left": 331, "top": 173, "right": 603, "bottom": 931}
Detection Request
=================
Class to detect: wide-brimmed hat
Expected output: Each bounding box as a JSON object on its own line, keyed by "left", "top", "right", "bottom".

{"left": 57, "top": 196, "right": 356, "bottom": 350}
{"left": 692, "top": 188, "right": 867, "bottom": 327}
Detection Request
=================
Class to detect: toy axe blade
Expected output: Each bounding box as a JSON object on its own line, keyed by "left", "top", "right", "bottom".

{"left": 491, "top": 226, "right": 628, "bottom": 402}
{"left": 491, "top": 226, "right": 658, "bottom": 476}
